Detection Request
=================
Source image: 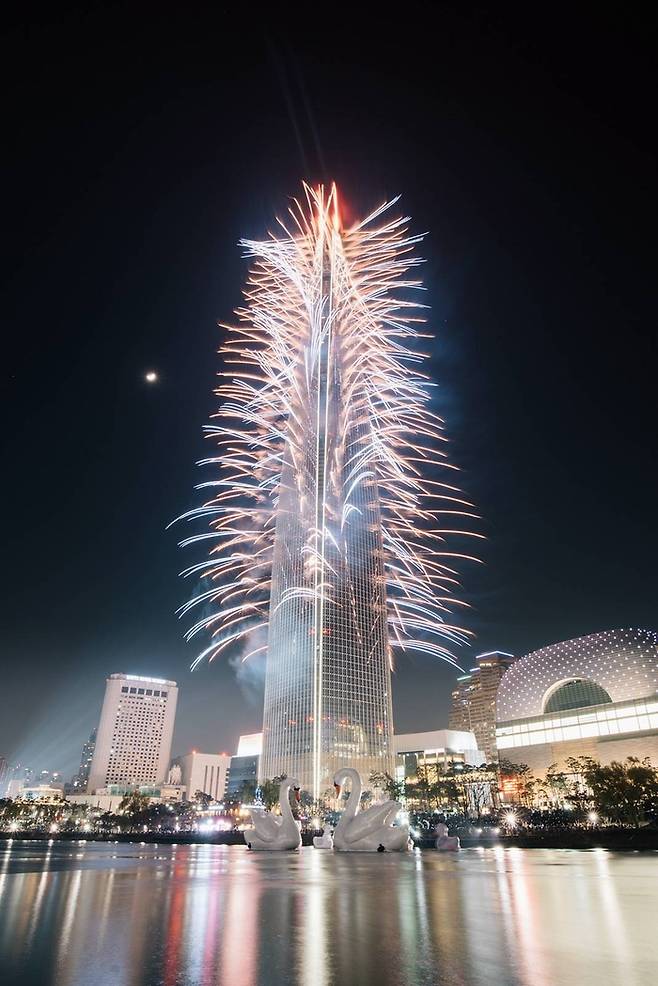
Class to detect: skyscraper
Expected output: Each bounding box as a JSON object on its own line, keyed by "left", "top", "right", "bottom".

{"left": 68, "top": 728, "right": 97, "bottom": 793}
{"left": 87, "top": 674, "right": 178, "bottom": 792}
{"left": 180, "top": 186, "right": 476, "bottom": 800}
{"left": 259, "top": 232, "right": 395, "bottom": 795}
{"left": 449, "top": 651, "right": 516, "bottom": 762}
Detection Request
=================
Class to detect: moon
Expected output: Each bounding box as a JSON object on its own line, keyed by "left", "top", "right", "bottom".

{"left": 144, "top": 371, "right": 158, "bottom": 384}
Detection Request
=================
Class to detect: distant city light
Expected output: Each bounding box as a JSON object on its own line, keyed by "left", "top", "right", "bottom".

{"left": 587, "top": 811, "right": 599, "bottom": 825}
{"left": 503, "top": 811, "right": 517, "bottom": 828}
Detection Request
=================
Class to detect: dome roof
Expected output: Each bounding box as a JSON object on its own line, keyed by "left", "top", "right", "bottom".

{"left": 496, "top": 628, "right": 658, "bottom": 722}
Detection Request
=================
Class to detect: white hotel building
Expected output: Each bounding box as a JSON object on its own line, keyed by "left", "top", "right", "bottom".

{"left": 87, "top": 673, "right": 178, "bottom": 793}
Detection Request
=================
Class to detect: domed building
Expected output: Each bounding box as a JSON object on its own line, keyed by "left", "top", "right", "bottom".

{"left": 495, "top": 628, "right": 658, "bottom": 774}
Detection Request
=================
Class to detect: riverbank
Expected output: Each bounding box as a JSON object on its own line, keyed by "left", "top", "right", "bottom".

{"left": 417, "top": 829, "right": 658, "bottom": 850}
{"left": 3, "top": 828, "right": 658, "bottom": 850}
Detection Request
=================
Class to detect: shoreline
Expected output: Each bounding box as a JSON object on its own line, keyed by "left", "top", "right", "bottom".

{"left": 2, "top": 830, "right": 658, "bottom": 851}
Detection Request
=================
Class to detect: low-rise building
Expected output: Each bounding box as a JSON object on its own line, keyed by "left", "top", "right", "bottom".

{"left": 394, "top": 729, "right": 484, "bottom": 782}
{"left": 226, "top": 733, "right": 262, "bottom": 799}
{"left": 16, "top": 784, "right": 65, "bottom": 803}
{"left": 68, "top": 783, "right": 184, "bottom": 814}
{"left": 172, "top": 751, "right": 231, "bottom": 803}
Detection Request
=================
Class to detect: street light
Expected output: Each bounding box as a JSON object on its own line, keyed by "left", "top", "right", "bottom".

{"left": 503, "top": 811, "right": 518, "bottom": 828}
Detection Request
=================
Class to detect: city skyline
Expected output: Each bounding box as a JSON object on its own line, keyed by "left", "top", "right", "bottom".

{"left": 2, "top": 10, "right": 655, "bottom": 779}
{"left": 1, "top": 11, "right": 656, "bottom": 986}
{"left": 5, "top": 626, "right": 657, "bottom": 786}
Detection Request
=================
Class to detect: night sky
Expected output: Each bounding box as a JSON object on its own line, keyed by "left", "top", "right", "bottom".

{"left": 2, "top": 6, "right": 656, "bottom": 778}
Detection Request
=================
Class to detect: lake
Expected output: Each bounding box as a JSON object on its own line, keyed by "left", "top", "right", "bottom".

{"left": 0, "top": 840, "right": 656, "bottom": 985}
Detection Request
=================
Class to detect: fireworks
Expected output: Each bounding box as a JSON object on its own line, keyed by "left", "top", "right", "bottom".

{"left": 174, "top": 184, "right": 480, "bottom": 677}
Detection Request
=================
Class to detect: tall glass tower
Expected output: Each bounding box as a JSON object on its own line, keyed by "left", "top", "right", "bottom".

{"left": 179, "top": 185, "right": 475, "bottom": 803}
{"left": 259, "top": 250, "right": 394, "bottom": 798}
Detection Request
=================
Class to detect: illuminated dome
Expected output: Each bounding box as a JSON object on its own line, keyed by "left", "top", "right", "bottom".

{"left": 496, "top": 629, "right": 658, "bottom": 722}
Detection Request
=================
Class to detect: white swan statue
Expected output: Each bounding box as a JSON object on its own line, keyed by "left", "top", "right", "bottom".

{"left": 434, "top": 821, "right": 460, "bottom": 851}
{"left": 313, "top": 828, "right": 334, "bottom": 849}
{"left": 246, "top": 778, "right": 302, "bottom": 851}
{"left": 333, "top": 768, "right": 409, "bottom": 852}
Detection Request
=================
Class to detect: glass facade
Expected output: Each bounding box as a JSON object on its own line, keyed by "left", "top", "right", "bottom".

{"left": 544, "top": 678, "right": 612, "bottom": 714}
{"left": 226, "top": 755, "right": 259, "bottom": 799}
{"left": 396, "top": 749, "right": 467, "bottom": 781}
{"left": 260, "top": 233, "right": 394, "bottom": 798}
{"left": 496, "top": 695, "right": 658, "bottom": 750}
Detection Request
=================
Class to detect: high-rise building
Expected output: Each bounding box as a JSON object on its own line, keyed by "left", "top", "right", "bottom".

{"left": 0, "top": 756, "right": 8, "bottom": 796}
{"left": 67, "top": 728, "right": 97, "bottom": 793}
{"left": 259, "top": 258, "right": 395, "bottom": 797}
{"left": 256, "top": 195, "right": 401, "bottom": 799}
{"left": 173, "top": 751, "right": 230, "bottom": 802}
{"left": 449, "top": 651, "right": 516, "bottom": 762}
{"left": 87, "top": 674, "right": 178, "bottom": 792}
{"left": 180, "top": 187, "right": 475, "bottom": 801}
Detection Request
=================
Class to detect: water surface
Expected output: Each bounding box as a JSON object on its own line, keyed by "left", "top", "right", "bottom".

{"left": 0, "top": 840, "right": 656, "bottom": 986}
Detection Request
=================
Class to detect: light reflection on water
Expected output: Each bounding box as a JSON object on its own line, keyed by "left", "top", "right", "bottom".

{"left": 0, "top": 840, "right": 656, "bottom": 986}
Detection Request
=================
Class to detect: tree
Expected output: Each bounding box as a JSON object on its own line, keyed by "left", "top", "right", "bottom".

{"left": 498, "top": 759, "right": 534, "bottom": 807}
{"left": 542, "top": 763, "right": 570, "bottom": 807}
{"left": 259, "top": 775, "right": 286, "bottom": 810}
{"left": 359, "top": 789, "right": 373, "bottom": 810}
{"left": 194, "top": 790, "right": 214, "bottom": 808}
{"left": 118, "top": 792, "right": 150, "bottom": 817}
{"left": 237, "top": 781, "right": 256, "bottom": 805}
{"left": 369, "top": 771, "right": 404, "bottom": 802}
{"left": 567, "top": 756, "right": 658, "bottom": 827}
{"left": 413, "top": 763, "right": 439, "bottom": 812}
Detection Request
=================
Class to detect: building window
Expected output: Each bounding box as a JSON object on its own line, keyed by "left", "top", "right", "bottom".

{"left": 543, "top": 679, "right": 613, "bottom": 714}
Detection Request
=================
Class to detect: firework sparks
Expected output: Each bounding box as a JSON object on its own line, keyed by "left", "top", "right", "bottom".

{"left": 174, "top": 184, "right": 481, "bottom": 675}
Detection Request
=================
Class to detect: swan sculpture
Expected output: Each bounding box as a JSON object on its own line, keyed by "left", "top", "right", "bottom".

{"left": 333, "top": 768, "right": 409, "bottom": 852}
{"left": 246, "top": 778, "right": 302, "bottom": 851}
{"left": 434, "top": 821, "right": 460, "bottom": 851}
{"left": 313, "top": 828, "right": 334, "bottom": 849}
